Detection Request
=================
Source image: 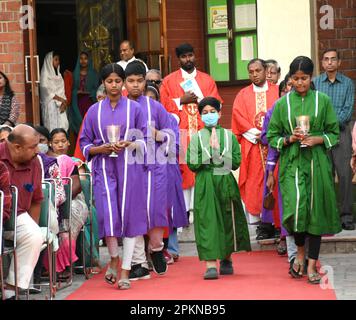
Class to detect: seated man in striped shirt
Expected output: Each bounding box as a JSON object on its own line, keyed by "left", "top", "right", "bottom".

{"left": 313, "top": 49, "right": 355, "bottom": 231}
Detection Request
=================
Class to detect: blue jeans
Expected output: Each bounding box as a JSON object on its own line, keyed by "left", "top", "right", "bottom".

{"left": 168, "top": 228, "right": 179, "bottom": 255}
{"left": 286, "top": 235, "right": 297, "bottom": 262}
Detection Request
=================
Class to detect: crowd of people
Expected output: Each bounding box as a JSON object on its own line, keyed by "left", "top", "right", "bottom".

{"left": 0, "top": 39, "right": 355, "bottom": 299}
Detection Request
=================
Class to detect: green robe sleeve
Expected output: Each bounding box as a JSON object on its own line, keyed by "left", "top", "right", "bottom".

{"left": 227, "top": 132, "right": 241, "bottom": 171}
{"left": 321, "top": 95, "right": 340, "bottom": 149}
{"left": 267, "top": 102, "right": 286, "bottom": 152}
{"left": 187, "top": 133, "right": 203, "bottom": 172}
{"left": 232, "top": 133, "right": 241, "bottom": 170}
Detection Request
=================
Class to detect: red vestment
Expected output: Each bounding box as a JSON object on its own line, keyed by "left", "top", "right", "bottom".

{"left": 231, "top": 83, "right": 279, "bottom": 215}
{"left": 160, "top": 69, "right": 222, "bottom": 189}
{"left": 73, "top": 113, "right": 86, "bottom": 161}
{"left": 63, "top": 70, "right": 73, "bottom": 105}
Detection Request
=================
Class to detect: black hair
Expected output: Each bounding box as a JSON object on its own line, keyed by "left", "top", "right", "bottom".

{"left": 50, "top": 128, "right": 69, "bottom": 141}
{"left": 34, "top": 125, "right": 50, "bottom": 141}
{"left": 51, "top": 51, "right": 61, "bottom": 76}
{"left": 175, "top": 43, "right": 194, "bottom": 58}
{"left": 0, "top": 125, "right": 13, "bottom": 134}
{"left": 289, "top": 56, "right": 314, "bottom": 77}
{"left": 52, "top": 50, "right": 60, "bottom": 58}
{"left": 79, "top": 51, "right": 89, "bottom": 58}
{"left": 7, "top": 132, "right": 21, "bottom": 144}
{"left": 310, "top": 81, "right": 316, "bottom": 90}
{"left": 120, "top": 40, "right": 135, "bottom": 50}
{"left": 145, "top": 81, "right": 160, "bottom": 101}
{"left": 125, "top": 60, "right": 147, "bottom": 78}
{"left": 322, "top": 48, "right": 339, "bottom": 60}
{"left": 247, "top": 58, "right": 267, "bottom": 70}
{"left": 198, "top": 97, "right": 222, "bottom": 114}
{"left": 0, "top": 71, "right": 14, "bottom": 97}
{"left": 100, "top": 63, "right": 125, "bottom": 82}
{"left": 284, "top": 73, "right": 291, "bottom": 83}
{"left": 279, "top": 80, "right": 286, "bottom": 97}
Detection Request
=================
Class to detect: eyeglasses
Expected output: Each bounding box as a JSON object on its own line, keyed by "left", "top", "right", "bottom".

{"left": 323, "top": 57, "right": 338, "bottom": 62}
{"left": 148, "top": 80, "right": 162, "bottom": 85}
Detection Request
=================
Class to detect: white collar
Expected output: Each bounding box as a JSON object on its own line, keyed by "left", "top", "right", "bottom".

{"left": 119, "top": 56, "right": 136, "bottom": 66}
{"left": 181, "top": 68, "right": 197, "bottom": 80}
{"left": 127, "top": 56, "right": 136, "bottom": 64}
{"left": 253, "top": 81, "right": 269, "bottom": 93}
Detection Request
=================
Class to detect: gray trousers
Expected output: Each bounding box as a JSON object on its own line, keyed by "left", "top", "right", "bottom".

{"left": 330, "top": 123, "right": 354, "bottom": 221}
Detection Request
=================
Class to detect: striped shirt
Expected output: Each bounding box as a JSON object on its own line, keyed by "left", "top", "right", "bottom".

{"left": 313, "top": 72, "right": 355, "bottom": 128}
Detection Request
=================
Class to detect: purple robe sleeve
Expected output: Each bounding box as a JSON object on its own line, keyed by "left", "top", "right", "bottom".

{"left": 133, "top": 102, "right": 148, "bottom": 155}
{"left": 261, "top": 103, "right": 280, "bottom": 172}
{"left": 156, "top": 101, "right": 175, "bottom": 156}
{"left": 266, "top": 147, "right": 280, "bottom": 173}
{"left": 79, "top": 107, "right": 96, "bottom": 161}
{"left": 261, "top": 104, "right": 276, "bottom": 145}
{"left": 165, "top": 114, "right": 180, "bottom": 163}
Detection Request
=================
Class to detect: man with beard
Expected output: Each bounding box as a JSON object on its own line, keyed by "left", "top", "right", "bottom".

{"left": 231, "top": 59, "right": 279, "bottom": 228}
{"left": 0, "top": 124, "right": 43, "bottom": 299}
{"left": 160, "top": 43, "right": 222, "bottom": 223}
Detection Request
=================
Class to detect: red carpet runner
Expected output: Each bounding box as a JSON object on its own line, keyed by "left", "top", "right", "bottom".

{"left": 66, "top": 251, "right": 336, "bottom": 300}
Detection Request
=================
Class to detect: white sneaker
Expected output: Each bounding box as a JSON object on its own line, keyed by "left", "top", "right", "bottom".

{"left": 189, "top": 213, "right": 194, "bottom": 224}
{"left": 248, "top": 213, "right": 261, "bottom": 225}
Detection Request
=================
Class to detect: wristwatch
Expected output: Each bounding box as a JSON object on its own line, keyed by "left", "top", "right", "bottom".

{"left": 285, "top": 135, "right": 291, "bottom": 145}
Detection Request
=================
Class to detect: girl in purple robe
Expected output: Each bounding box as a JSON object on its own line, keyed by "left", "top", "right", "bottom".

{"left": 80, "top": 64, "right": 148, "bottom": 290}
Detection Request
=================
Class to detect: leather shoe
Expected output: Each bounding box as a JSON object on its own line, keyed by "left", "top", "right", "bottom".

{"left": 342, "top": 221, "right": 355, "bottom": 230}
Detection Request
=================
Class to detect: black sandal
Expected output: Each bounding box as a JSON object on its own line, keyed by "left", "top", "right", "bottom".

{"left": 290, "top": 260, "right": 304, "bottom": 278}
{"left": 277, "top": 239, "right": 287, "bottom": 255}
{"left": 105, "top": 267, "right": 118, "bottom": 285}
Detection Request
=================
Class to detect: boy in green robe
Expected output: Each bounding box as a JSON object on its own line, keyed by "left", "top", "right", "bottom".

{"left": 267, "top": 56, "right": 341, "bottom": 284}
{"left": 187, "top": 97, "right": 251, "bottom": 280}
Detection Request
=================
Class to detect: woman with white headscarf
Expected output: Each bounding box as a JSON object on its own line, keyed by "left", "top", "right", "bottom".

{"left": 40, "top": 51, "right": 69, "bottom": 132}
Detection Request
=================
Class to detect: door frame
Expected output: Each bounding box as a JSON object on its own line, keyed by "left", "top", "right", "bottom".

{"left": 24, "top": 0, "right": 40, "bottom": 125}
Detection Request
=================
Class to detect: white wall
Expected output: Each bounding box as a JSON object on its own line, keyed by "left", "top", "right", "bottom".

{"left": 257, "top": 0, "right": 313, "bottom": 81}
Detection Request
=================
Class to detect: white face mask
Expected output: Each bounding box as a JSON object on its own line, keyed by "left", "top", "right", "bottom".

{"left": 38, "top": 143, "right": 49, "bottom": 154}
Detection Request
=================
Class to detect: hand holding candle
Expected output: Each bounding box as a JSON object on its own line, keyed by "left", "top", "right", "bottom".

{"left": 296, "top": 115, "right": 310, "bottom": 147}
{"left": 107, "top": 125, "right": 121, "bottom": 157}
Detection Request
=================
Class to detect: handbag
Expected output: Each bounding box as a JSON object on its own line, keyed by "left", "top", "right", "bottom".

{"left": 263, "top": 191, "right": 275, "bottom": 210}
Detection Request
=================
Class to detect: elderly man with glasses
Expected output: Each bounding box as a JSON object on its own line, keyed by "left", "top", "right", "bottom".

{"left": 314, "top": 49, "right": 355, "bottom": 231}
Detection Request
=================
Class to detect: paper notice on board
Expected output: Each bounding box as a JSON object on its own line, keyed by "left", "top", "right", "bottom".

{"left": 215, "top": 39, "right": 229, "bottom": 64}
{"left": 211, "top": 6, "right": 228, "bottom": 30}
{"left": 241, "top": 36, "right": 254, "bottom": 61}
{"left": 235, "top": 4, "right": 257, "bottom": 29}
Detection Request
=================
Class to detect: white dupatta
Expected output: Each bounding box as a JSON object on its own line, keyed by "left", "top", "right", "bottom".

{"left": 40, "top": 51, "right": 66, "bottom": 107}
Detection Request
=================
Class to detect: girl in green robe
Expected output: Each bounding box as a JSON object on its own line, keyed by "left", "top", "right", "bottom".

{"left": 267, "top": 56, "right": 341, "bottom": 284}
{"left": 187, "top": 97, "right": 251, "bottom": 280}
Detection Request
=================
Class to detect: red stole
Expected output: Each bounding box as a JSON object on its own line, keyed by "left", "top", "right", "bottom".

{"left": 160, "top": 70, "right": 222, "bottom": 190}
{"left": 231, "top": 82, "right": 279, "bottom": 215}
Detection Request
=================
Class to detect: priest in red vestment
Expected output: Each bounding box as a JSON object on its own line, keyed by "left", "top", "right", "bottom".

{"left": 160, "top": 43, "right": 222, "bottom": 221}
{"left": 231, "top": 58, "right": 279, "bottom": 224}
